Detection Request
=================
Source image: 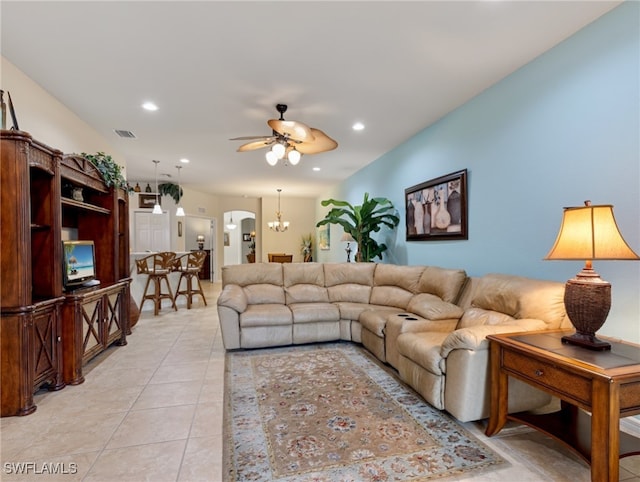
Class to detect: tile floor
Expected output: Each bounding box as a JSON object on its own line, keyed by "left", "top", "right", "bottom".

{"left": 1, "top": 280, "right": 639, "bottom": 481}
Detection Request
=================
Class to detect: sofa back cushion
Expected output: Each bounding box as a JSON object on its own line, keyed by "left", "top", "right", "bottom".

{"left": 222, "top": 263, "right": 285, "bottom": 305}
{"left": 283, "top": 263, "right": 329, "bottom": 304}
{"left": 463, "top": 273, "right": 568, "bottom": 328}
{"left": 324, "top": 263, "right": 375, "bottom": 303}
{"left": 370, "top": 264, "right": 425, "bottom": 309}
{"left": 222, "top": 263, "right": 283, "bottom": 287}
{"left": 417, "top": 266, "right": 467, "bottom": 304}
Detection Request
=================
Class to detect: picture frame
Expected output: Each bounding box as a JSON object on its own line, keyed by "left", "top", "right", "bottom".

{"left": 139, "top": 193, "right": 159, "bottom": 209}
{"left": 318, "top": 224, "right": 330, "bottom": 250}
{"left": 224, "top": 232, "right": 230, "bottom": 247}
{"left": 405, "top": 169, "right": 468, "bottom": 241}
{"left": 178, "top": 221, "right": 183, "bottom": 237}
{"left": 243, "top": 233, "right": 251, "bottom": 242}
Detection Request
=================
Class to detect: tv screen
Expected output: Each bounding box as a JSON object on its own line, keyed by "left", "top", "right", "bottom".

{"left": 62, "top": 240, "right": 98, "bottom": 289}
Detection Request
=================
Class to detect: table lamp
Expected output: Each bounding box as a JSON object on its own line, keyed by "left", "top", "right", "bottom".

{"left": 341, "top": 232, "right": 355, "bottom": 263}
{"left": 196, "top": 235, "right": 205, "bottom": 250}
{"left": 544, "top": 201, "right": 639, "bottom": 350}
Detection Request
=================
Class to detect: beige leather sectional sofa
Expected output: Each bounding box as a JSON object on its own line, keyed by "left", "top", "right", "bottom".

{"left": 217, "top": 262, "right": 570, "bottom": 422}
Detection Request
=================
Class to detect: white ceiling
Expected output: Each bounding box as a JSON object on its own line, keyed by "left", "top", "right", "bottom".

{"left": 1, "top": 1, "right": 621, "bottom": 198}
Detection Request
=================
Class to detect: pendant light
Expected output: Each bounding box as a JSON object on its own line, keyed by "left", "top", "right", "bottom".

{"left": 152, "top": 160, "right": 162, "bottom": 214}
{"left": 175, "top": 165, "right": 185, "bottom": 217}
{"left": 226, "top": 211, "right": 237, "bottom": 230}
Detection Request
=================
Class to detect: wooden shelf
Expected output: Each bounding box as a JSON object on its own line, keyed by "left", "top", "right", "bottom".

{"left": 61, "top": 197, "right": 111, "bottom": 215}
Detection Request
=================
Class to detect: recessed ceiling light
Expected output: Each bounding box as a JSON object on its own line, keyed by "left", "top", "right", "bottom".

{"left": 313, "top": 167, "right": 321, "bottom": 171}
{"left": 142, "top": 102, "right": 158, "bottom": 111}
{"left": 352, "top": 122, "right": 365, "bottom": 131}
{"left": 180, "top": 158, "right": 190, "bottom": 163}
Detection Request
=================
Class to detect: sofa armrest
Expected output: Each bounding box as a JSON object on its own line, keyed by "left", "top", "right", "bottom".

{"left": 440, "top": 319, "right": 547, "bottom": 357}
{"left": 217, "top": 284, "right": 248, "bottom": 313}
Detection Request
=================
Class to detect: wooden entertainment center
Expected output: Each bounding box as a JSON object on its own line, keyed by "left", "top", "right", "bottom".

{"left": 0, "top": 130, "right": 132, "bottom": 416}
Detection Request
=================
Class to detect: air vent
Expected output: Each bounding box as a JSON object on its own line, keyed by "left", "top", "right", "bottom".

{"left": 114, "top": 129, "right": 137, "bottom": 139}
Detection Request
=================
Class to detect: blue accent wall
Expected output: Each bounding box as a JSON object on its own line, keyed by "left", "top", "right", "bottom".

{"left": 317, "top": 2, "right": 639, "bottom": 341}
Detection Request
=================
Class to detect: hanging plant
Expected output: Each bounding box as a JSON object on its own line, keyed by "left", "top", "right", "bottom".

{"left": 157, "top": 182, "right": 183, "bottom": 204}
{"left": 316, "top": 193, "right": 399, "bottom": 262}
{"left": 82, "top": 152, "right": 132, "bottom": 192}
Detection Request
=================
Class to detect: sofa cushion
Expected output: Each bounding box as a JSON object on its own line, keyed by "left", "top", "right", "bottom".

{"left": 417, "top": 266, "right": 467, "bottom": 303}
{"left": 240, "top": 304, "right": 292, "bottom": 327}
{"left": 285, "top": 284, "right": 329, "bottom": 304}
{"left": 456, "top": 307, "right": 515, "bottom": 329}
{"left": 397, "top": 331, "right": 450, "bottom": 376}
{"left": 373, "top": 264, "right": 425, "bottom": 292}
{"left": 289, "top": 302, "right": 340, "bottom": 324}
{"left": 470, "top": 273, "right": 568, "bottom": 328}
{"left": 324, "top": 263, "right": 375, "bottom": 304}
{"left": 324, "top": 262, "right": 376, "bottom": 286}
{"left": 359, "top": 307, "right": 403, "bottom": 336}
{"left": 283, "top": 263, "right": 325, "bottom": 287}
{"left": 407, "top": 293, "right": 464, "bottom": 321}
{"left": 327, "top": 284, "right": 371, "bottom": 304}
{"left": 369, "top": 286, "right": 414, "bottom": 310}
{"left": 333, "top": 302, "right": 375, "bottom": 321}
{"left": 244, "top": 284, "right": 285, "bottom": 305}
{"left": 217, "top": 284, "right": 247, "bottom": 313}
{"left": 222, "top": 263, "right": 282, "bottom": 287}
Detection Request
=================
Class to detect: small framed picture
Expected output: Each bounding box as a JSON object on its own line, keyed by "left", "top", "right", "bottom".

{"left": 178, "top": 221, "right": 183, "bottom": 237}
{"left": 243, "top": 233, "right": 251, "bottom": 242}
{"left": 139, "top": 193, "right": 159, "bottom": 209}
{"left": 405, "top": 169, "right": 468, "bottom": 241}
{"left": 224, "top": 232, "right": 230, "bottom": 246}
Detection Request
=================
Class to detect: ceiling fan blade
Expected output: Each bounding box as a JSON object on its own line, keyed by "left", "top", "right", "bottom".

{"left": 267, "top": 119, "right": 314, "bottom": 143}
{"left": 295, "top": 128, "right": 338, "bottom": 155}
{"left": 230, "top": 135, "right": 274, "bottom": 141}
{"left": 237, "top": 138, "right": 276, "bottom": 152}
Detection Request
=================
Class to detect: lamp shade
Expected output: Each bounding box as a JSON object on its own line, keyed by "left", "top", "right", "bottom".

{"left": 544, "top": 203, "right": 639, "bottom": 261}
{"left": 340, "top": 233, "right": 355, "bottom": 243}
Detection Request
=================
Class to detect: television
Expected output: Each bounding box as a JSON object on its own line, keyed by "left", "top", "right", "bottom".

{"left": 62, "top": 240, "right": 99, "bottom": 290}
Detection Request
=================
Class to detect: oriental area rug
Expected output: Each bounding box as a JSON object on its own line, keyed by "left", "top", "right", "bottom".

{"left": 223, "top": 342, "right": 508, "bottom": 481}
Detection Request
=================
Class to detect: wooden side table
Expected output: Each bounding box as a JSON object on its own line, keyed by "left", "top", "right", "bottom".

{"left": 485, "top": 330, "right": 640, "bottom": 482}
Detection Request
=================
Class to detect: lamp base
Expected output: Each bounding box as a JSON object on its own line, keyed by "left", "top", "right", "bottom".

{"left": 561, "top": 332, "right": 611, "bottom": 351}
{"left": 563, "top": 268, "right": 612, "bottom": 351}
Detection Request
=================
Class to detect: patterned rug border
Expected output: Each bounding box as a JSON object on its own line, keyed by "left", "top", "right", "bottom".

{"left": 223, "top": 342, "right": 509, "bottom": 481}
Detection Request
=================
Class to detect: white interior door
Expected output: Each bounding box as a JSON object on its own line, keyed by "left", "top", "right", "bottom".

{"left": 133, "top": 211, "right": 170, "bottom": 252}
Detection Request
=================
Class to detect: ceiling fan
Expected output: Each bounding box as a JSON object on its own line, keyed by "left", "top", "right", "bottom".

{"left": 230, "top": 104, "right": 338, "bottom": 166}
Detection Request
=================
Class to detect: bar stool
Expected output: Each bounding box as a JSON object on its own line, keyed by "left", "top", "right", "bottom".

{"left": 136, "top": 252, "right": 178, "bottom": 315}
{"left": 174, "top": 251, "right": 208, "bottom": 309}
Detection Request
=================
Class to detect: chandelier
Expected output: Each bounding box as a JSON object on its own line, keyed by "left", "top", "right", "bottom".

{"left": 268, "top": 189, "right": 290, "bottom": 232}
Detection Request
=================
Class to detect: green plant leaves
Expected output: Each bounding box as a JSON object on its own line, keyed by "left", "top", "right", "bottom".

{"left": 317, "top": 193, "right": 399, "bottom": 262}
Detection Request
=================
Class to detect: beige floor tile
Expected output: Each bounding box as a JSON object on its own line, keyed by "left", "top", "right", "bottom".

{"left": 190, "top": 402, "right": 223, "bottom": 438}
{"left": 132, "top": 380, "right": 203, "bottom": 410}
{"left": 179, "top": 436, "right": 223, "bottom": 482}
{"left": 149, "top": 360, "right": 209, "bottom": 384}
{"left": 106, "top": 405, "right": 196, "bottom": 449}
{"left": 84, "top": 440, "right": 186, "bottom": 481}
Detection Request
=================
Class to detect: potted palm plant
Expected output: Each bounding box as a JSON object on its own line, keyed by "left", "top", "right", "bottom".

{"left": 316, "top": 193, "right": 400, "bottom": 262}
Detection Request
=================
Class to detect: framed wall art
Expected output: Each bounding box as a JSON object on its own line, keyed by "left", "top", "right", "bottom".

{"left": 318, "top": 224, "right": 330, "bottom": 250}
{"left": 139, "top": 193, "right": 159, "bottom": 209}
{"left": 405, "top": 169, "right": 468, "bottom": 241}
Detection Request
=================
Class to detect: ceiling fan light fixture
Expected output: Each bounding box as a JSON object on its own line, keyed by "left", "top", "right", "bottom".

{"left": 288, "top": 148, "right": 301, "bottom": 165}
{"left": 272, "top": 142, "right": 286, "bottom": 159}
{"left": 266, "top": 150, "right": 278, "bottom": 166}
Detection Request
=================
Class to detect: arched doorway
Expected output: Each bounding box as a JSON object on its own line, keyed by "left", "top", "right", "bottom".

{"left": 223, "top": 210, "right": 255, "bottom": 265}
